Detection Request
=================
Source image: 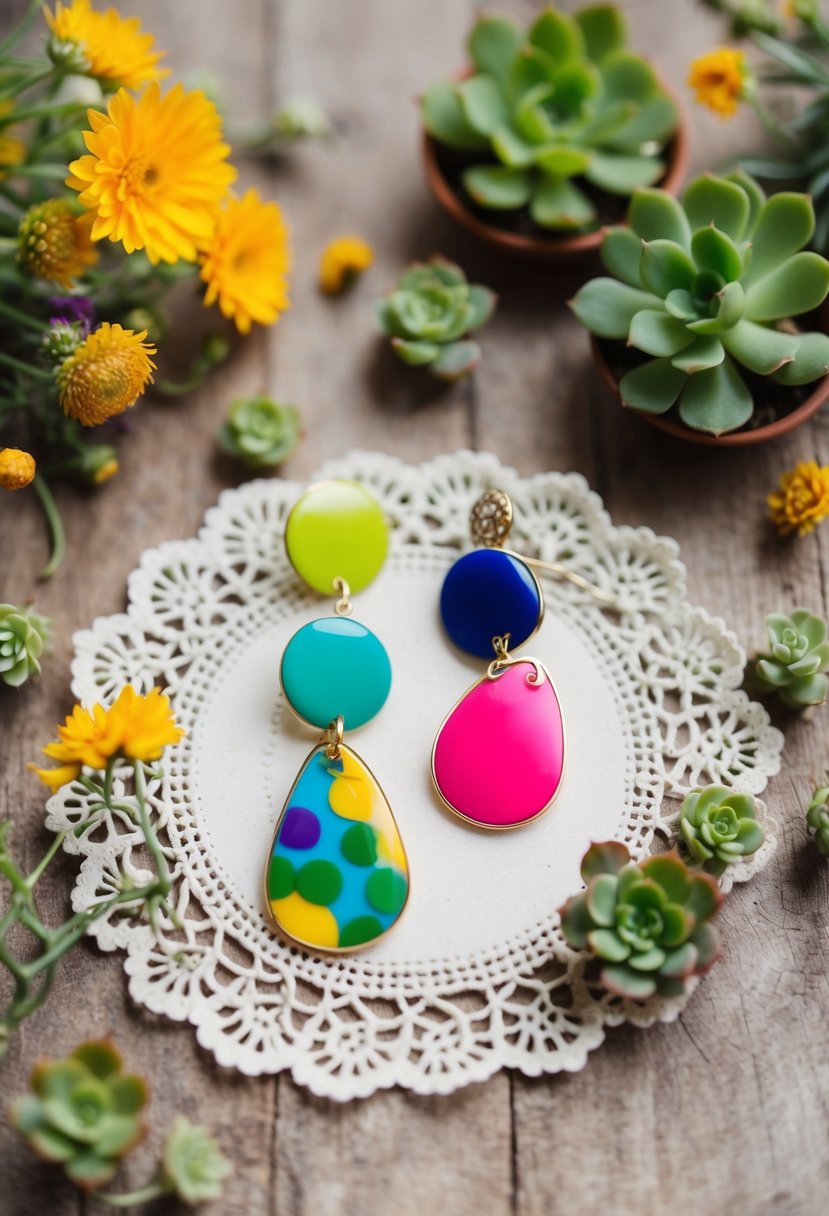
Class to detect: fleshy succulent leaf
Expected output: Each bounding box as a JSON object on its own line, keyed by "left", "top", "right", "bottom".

{"left": 574, "top": 4, "right": 627, "bottom": 63}
{"left": 531, "top": 173, "right": 597, "bottom": 229}
{"left": 528, "top": 7, "right": 585, "bottom": 63}
{"left": 430, "top": 339, "right": 481, "bottom": 380}
{"left": 491, "top": 123, "right": 537, "bottom": 167}
{"left": 604, "top": 93, "right": 679, "bottom": 151}
{"left": 462, "top": 164, "right": 533, "bottom": 209}
{"left": 569, "top": 278, "right": 659, "bottom": 337}
{"left": 629, "top": 309, "right": 694, "bottom": 357}
{"left": 391, "top": 338, "right": 441, "bottom": 366}
{"left": 457, "top": 75, "right": 511, "bottom": 136}
{"left": 683, "top": 175, "right": 750, "bottom": 240}
{"left": 584, "top": 151, "right": 664, "bottom": 194}
{"left": 742, "top": 193, "right": 816, "bottom": 287}
{"left": 639, "top": 239, "right": 695, "bottom": 296}
{"left": 691, "top": 226, "right": 744, "bottom": 283}
{"left": 422, "top": 81, "right": 489, "bottom": 151}
{"left": 534, "top": 144, "right": 593, "bottom": 178}
{"left": 586, "top": 873, "right": 618, "bottom": 926}
{"left": 619, "top": 358, "right": 686, "bottom": 413}
{"left": 724, "top": 169, "right": 766, "bottom": 234}
{"left": 629, "top": 189, "right": 691, "bottom": 247}
{"left": 720, "top": 319, "right": 797, "bottom": 374}
{"left": 588, "top": 927, "right": 631, "bottom": 961}
{"left": 468, "top": 16, "right": 524, "bottom": 85}
{"left": 600, "top": 50, "right": 658, "bottom": 102}
{"left": 772, "top": 332, "right": 829, "bottom": 386}
{"left": 677, "top": 356, "right": 753, "bottom": 434}
{"left": 671, "top": 335, "right": 725, "bottom": 373}
{"left": 559, "top": 893, "right": 592, "bottom": 948}
{"left": 744, "top": 252, "right": 829, "bottom": 322}
{"left": 659, "top": 941, "right": 699, "bottom": 979}
{"left": 600, "top": 964, "right": 657, "bottom": 1000}
{"left": 581, "top": 840, "right": 631, "bottom": 880}
{"left": 601, "top": 226, "right": 644, "bottom": 287}
{"left": 464, "top": 284, "right": 498, "bottom": 330}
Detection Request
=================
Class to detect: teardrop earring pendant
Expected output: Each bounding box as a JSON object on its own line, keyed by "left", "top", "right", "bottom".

{"left": 265, "top": 480, "right": 410, "bottom": 953}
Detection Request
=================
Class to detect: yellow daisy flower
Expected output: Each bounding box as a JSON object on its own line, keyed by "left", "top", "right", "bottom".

{"left": 0, "top": 101, "right": 25, "bottom": 177}
{"left": 44, "top": 0, "right": 168, "bottom": 91}
{"left": 0, "top": 448, "right": 36, "bottom": 490}
{"left": 319, "top": 236, "right": 374, "bottom": 295}
{"left": 67, "top": 83, "right": 237, "bottom": 265}
{"left": 688, "top": 48, "right": 747, "bottom": 119}
{"left": 768, "top": 460, "right": 829, "bottom": 537}
{"left": 57, "top": 322, "right": 156, "bottom": 427}
{"left": 200, "top": 189, "right": 291, "bottom": 334}
{"left": 34, "top": 685, "right": 184, "bottom": 791}
{"left": 18, "top": 198, "right": 98, "bottom": 289}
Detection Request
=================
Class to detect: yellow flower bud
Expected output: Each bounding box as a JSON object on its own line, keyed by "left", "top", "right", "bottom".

{"left": 0, "top": 448, "right": 36, "bottom": 491}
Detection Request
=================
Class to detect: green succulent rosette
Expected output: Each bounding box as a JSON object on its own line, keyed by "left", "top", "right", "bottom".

{"left": 161, "top": 1116, "right": 232, "bottom": 1204}
{"left": 559, "top": 841, "right": 723, "bottom": 1001}
{"left": 750, "top": 609, "right": 829, "bottom": 708}
{"left": 680, "top": 785, "right": 765, "bottom": 876}
{"left": 375, "top": 256, "right": 497, "bottom": 380}
{"left": 806, "top": 785, "right": 829, "bottom": 857}
{"left": 0, "top": 603, "right": 52, "bottom": 688}
{"left": 570, "top": 171, "right": 829, "bottom": 434}
{"left": 9, "top": 1040, "right": 147, "bottom": 1190}
{"left": 218, "top": 395, "right": 301, "bottom": 470}
{"left": 422, "top": 4, "right": 678, "bottom": 232}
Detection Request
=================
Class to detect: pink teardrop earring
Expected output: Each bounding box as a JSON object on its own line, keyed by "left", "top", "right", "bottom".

{"left": 431, "top": 490, "right": 616, "bottom": 831}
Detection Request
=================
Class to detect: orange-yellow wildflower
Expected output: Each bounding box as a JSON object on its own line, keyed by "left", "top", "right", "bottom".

{"left": 319, "top": 236, "right": 374, "bottom": 295}
{"left": 44, "top": 0, "right": 168, "bottom": 91}
{"left": 688, "top": 48, "right": 747, "bottom": 118}
{"left": 200, "top": 189, "right": 291, "bottom": 334}
{"left": 67, "top": 83, "right": 236, "bottom": 265}
{"left": 768, "top": 459, "right": 829, "bottom": 537}
{"left": 18, "top": 199, "right": 98, "bottom": 289}
{"left": 0, "top": 101, "right": 25, "bottom": 176}
{"left": 57, "top": 322, "right": 156, "bottom": 427}
{"left": 0, "top": 449, "right": 36, "bottom": 490}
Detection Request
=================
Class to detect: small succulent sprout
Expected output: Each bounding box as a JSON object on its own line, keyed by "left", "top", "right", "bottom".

{"left": 422, "top": 5, "right": 679, "bottom": 232}
{"left": 570, "top": 171, "right": 829, "bottom": 434}
{"left": 559, "top": 841, "right": 723, "bottom": 1001}
{"left": 679, "top": 785, "right": 765, "bottom": 876}
{"left": 750, "top": 608, "right": 829, "bottom": 708}
{"left": 161, "top": 1116, "right": 233, "bottom": 1205}
{"left": 375, "top": 256, "right": 497, "bottom": 380}
{"left": 805, "top": 785, "right": 829, "bottom": 857}
{"left": 9, "top": 1040, "right": 147, "bottom": 1190}
{"left": 0, "top": 604, "right": 52, "bottom": 688}
{"left": 217, "top": 394, "right": 301, "bottom": 470}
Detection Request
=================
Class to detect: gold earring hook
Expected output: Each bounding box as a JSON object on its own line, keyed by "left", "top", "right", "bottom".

{"left": 469, "top": 490, "right": 618, "bottom": 610}
{"left": 332, "top": 577, "right": 353, "bottom": 616}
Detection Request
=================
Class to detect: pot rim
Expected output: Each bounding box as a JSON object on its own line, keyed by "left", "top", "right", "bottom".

{"left": 421, "top": 74, "right": 690, "bottom": 260}
{"left": 590, "top": 334, "right": 829, "bottom": 447}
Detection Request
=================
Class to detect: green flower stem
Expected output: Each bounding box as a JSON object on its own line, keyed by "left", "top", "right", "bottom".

{"left": 11, "top": 162, "right": 71, "bottom": 180}
{"left": 32, "top": 474, "right": 66, "bottom": 580}
{"left": 25, "top": 829, "right": 68, "bottom": 889}
{"left": 0, "top": 350, "right": 52, "bottom": 378}
{"left": 0, "top": 0, "right": 45, "bottom": 58}
{"left": 0, "top": 296, "right": 47, "bottom": 331}
{"left": 94, "top": 1181, "right": 170, "bottom": 1208}
{"left": 5, "top": 66, "right": 61, "bottom": 99}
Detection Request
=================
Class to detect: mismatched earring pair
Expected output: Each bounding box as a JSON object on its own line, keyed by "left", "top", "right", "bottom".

{"left": 264, "top": 479, "right": 599, "bottom": 955}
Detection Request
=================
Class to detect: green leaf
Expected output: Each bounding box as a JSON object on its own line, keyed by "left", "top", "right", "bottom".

{"left": 735, "top": 820, "right": 765, "bottom": 853}
{"left": 65, "top": 1151, "right": 118, "bottom": 1190}
{"left": 586, "top": 873, "right": 618, "bottom": 926}
{"left": 534, "top": 144, "right": 592, "bottom": 177}
{"left": 528, "top": 7, "right": 584, "bottom": 63}
{"left": 579, "top": 97, "right": 636, "bottom": 143}
{"left": 509, "top": 46, "right": 557, "bottom": 103}
{"left": 462, "top": 164, "right": 533, "bottom": 209}
{"left": 560, "top": 894, "right": 592, "bottom": 948}
{"left": 29, "top": 1125, "right": 77, "bottom": 1164}
{"left": 431, "top": 340, "right": 481, "bottom": 381}
{"left": 772, "top": 332, "right": 829, "bottom": 386}
{"left": 491, "top": 123, "right": 537, "bottom": 167}
{"left": 603, "top": 93, "right": 679, "bottom": 152}
{"left": 601, "top": 226, "right": 644, "bottom": 287}
{"left": 391, "top": 338, "right": 440, "bottom": 366}
{"left": 629, "top": 310, "right": 694, "bottom": 357}
{"left": 671, "top": 336, "right": 724, "bottom": 373}
{"left": 465, "top": 284, "right": 498, "bottom": 331}
{"left": 659, "top": 941, "right": 699, "bottom": 979}
{"left": 783, "top": 673, "right": 829, "bottom": 707}
{"left": 660, "top": 903, "right": 694, "bottom": 947}
{"left": 548, "top": 61, "right": 599, "bottom": 116}
{"left": 683, "top": 175, "right": 750, "bottom": 241}
{"left": 685, "top": 872, "right": 723, "bottom": 921}
{"left": 629, "top": 189, "right": 691, "bottom": 248}
{"left": 664, "top": 288, "right": 696, "bottom": 320}
{"left": 588, "top": 928, "right": 631, "bottom": 961}
{"left": 73, "top": 1041, "right": 122, "bottom": 1080}
{"left": 678, "top": 356, "right": 754, "bottom": 435}
{"left": 584, "top": 151, "right": 664, "bottom": 195}
{"left": 627, "top": 946, "right": 667, "bottom": 971}
{"left": 690, "top": 922, "right": 721, "bottom": 969}
{"left": 575, "top": 4, "right": 627, "bottom": 63}
{"left": 569, "top": 278, "right": 659, "bottom": 337}
{"left": 513, "top": 83, "right": 557, "bottom": 143}
{"left": 109, "top": 1074, "right": 149, "bottom": 1116}
{"left": 618, "top": 358, "right": 686, "bottom": 413}
{"left": 639, "top": 855, "right": 690, "bottom": 903}
{"left": 742, "top": 193, "right": 816, "bottom": 287}
{"left": 721, "top": 319, "right": 798, "bottom": 374}
{"left": 581, "top": 841, "right": 631, "bottom": 880}
{"left": 530, "top": 173, "right": 597, "bottom": 229}
{"left": 422, "top": 81, "right": 489, "bottom": 151}
{"left": 468, "top": 16, "right": 523, "bottom": 85}
{"left": 745, "top": 252, "right": 829, "bottom": 321}
{"left": 691, "top": 226, "right": 744, "bottom": 283}
{"left": 600, "top": 50, "right": 658, "bottom": 102}
{"left": 724, "top": 169, "right": 766, "bottom": 235}
{"left": 639, "top": 239, "right": 695, "bottom": 295}
{"left": 456, "top": 74, "right": 510, "bottom": 136}
{"left": 600, "top": 963, "right": 657, "bottom": 1000}
{"left": 687, "top": 281, "right": 746, "bottom": 335}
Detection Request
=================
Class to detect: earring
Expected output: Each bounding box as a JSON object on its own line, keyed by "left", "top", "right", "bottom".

{"left": 265, "top": 480, "right": 410, "bottom": 954}
{"left": 431, "top": 490, "right": 614, "bottom": 831}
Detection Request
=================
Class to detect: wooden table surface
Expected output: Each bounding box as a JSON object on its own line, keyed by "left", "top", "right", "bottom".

{"left": 1, "top": 1, "right": 828, "bottom": 1213}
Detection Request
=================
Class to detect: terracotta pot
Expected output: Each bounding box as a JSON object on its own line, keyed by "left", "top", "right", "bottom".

{"left": 422, "top": 78, "right": 689, "bottom": 262}
{"left": 590, "top": 335, "right": 829, "bottom": 447}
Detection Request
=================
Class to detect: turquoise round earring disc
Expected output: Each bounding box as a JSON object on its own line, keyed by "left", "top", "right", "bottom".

{"left": 280, "top": 617, "right": 392, "bottom": 729}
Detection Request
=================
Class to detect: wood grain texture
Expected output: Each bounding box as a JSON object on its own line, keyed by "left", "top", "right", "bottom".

{"left": 0, "top": 1, "right": 827, "bottom": 1213}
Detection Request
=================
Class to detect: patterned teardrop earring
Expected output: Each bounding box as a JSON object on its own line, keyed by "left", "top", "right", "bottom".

{"left": 264, "top": 480, "right": 410, "bottom": 953}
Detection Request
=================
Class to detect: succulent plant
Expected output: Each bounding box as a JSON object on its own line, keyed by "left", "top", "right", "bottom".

{"left": 375, "top": 256, "right": 497, "bottom": 380}
{"left": 0, "top": 603, "right": 52, "bottom": 688}
{"left": 422, "top": 5, "right": 678, "bottom": 232}
{"left": 9, "top": 1040, "right": 147, "bottom": 1190}
{"left": 570, "top": 171, "right": 829, "bottom": 434}
{"left": 680, "top": 785, "right": 765, "bottom": 876}
{"left": 749, "top": 608, "right": 829, "bottom": 707}
{"left": 161, "top": 1116, "right": 233, "bottom": 1204}
{"left": 559, "top": 841, "right": 723, "bottom": 1000}
{"left": 805, "top": 785, "right": 829, "bottom": 856}
{"left": 218, "top": 394, "right": 301, "bottom": 469}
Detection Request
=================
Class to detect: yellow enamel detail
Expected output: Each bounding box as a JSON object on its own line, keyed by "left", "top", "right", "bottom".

{"left": 270, "top": 891, "right": 339, "bottom": 948}
{"left": 327, "top": 750, "right": 374, "bottom": 822}
{"left": 376, "top": 830, "right": 408, "bottom": 872}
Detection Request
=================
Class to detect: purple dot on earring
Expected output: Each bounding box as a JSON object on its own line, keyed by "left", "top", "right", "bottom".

{"left": 279, "top": 806, "right": 321, "bottom": 850}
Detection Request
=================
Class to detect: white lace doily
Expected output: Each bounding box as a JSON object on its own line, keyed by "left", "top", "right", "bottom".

{"left": 47, "top": 451, "right": 783, "bottom": 1100}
